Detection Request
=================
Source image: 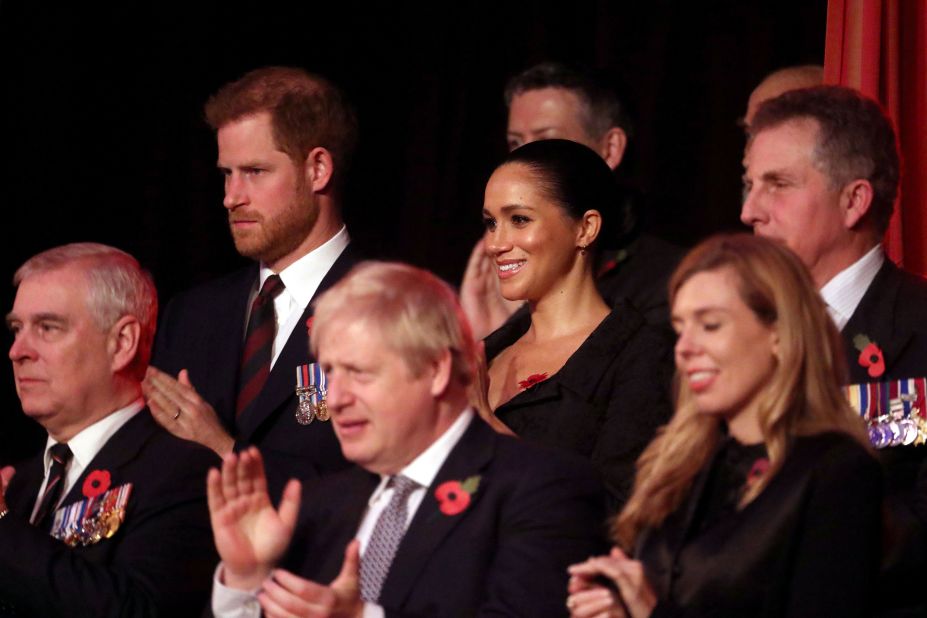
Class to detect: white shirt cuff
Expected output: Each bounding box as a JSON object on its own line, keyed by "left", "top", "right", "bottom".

{"left": 211, "top": 563, "right": 263, "bottom": 618}
{"left": 363, "top": 602, "right": 386, "bottom": 618}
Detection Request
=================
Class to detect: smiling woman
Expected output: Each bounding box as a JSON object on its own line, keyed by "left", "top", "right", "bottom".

{"left": 567, "top": 234, "right": 881, "bottom": 618}
{"left": 478, "top": 139, "right": 674, "bottom": 512}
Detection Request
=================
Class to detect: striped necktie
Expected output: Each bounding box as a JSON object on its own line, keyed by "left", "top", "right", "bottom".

{"left": 32, "top": 442, "right": 73, "bottom": 529}
{"left": 237, "top": 274, "right": 285, "bottom": 416}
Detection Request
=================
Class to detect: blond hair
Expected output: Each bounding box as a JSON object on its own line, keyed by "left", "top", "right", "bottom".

{"left": 613, "top": 234, "right": 868, "bottom": 547}
{"left": 311, "top": 261, "right": 476, "bottom": 387}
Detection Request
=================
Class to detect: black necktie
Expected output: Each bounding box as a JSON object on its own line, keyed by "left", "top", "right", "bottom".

{"left": 33, "top": 442, "right": 73, "bottom": 529}
{"left": 237, "top": 275, "right": 285, "bottom": 416}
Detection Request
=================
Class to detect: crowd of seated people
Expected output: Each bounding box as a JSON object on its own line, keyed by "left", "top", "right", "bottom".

{"left": 1, "top": 61, "right": 925, "bottom": 618}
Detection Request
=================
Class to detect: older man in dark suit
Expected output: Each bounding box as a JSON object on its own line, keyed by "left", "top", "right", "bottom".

{"left": 0, "top": 243, "right": 218, "bottom": 617}
{"left": 742, "top": 85, "right": 927, "bottom": 616}
{"left": 209, "top": 262, "right": 607, "bottom": 617}
{"left": 145, "top": 67, "right": 363, "bottom": 498}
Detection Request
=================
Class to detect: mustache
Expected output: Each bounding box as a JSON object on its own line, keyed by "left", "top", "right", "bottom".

{"left": 228, "top": 210, "right": 263, "bottom": 224}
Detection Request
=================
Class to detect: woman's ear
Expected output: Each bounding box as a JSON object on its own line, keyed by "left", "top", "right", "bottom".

{"left": 576, "top": 209, "right": 602, "bottom": 249}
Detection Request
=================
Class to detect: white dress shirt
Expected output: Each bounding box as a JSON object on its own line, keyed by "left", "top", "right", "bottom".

{"left": 211, "top": 410, "right": 475, "bottom": 618}
{"left": 819, "top": 244, "right": 884, "bottom": 331}
{"left": 30, "top": 399, "right": 145, "bottom": 522}
{"left": 246, "top": 226, "right": 350, "bottom": 367}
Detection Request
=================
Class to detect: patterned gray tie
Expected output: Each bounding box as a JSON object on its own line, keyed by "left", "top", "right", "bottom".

{"left": 359, "top": 475, "right": 420, "bottom": 602}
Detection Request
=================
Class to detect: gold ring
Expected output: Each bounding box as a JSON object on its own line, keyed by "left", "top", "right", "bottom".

{"left": 173, "top": 408, "right": 181, "bottom": 420}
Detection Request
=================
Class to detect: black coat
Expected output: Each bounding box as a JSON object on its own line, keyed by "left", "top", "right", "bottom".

{"left": 151, "top": 245, "right": 363, "bottom": 498}
{"left": 484, "top": 303, "right": 675, "bottom": 512}
{"left": 0, "top": 410, "right": 219, "bottom": 617}
{"left": 639, "top": 432, "right": 882, "bottom": 618}
{"left": 283, "top": 417, "right": 608, "bottom": 618}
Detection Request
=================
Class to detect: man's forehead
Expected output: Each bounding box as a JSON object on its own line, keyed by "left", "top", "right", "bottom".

{"left": 509, "top": 88, "right": 586, "bottom": 125}
{"left": 745, "top": 118, "right": 820, "bottom": 169}
{"left": 12, "top": 265, "right": 89, "bottom": 312}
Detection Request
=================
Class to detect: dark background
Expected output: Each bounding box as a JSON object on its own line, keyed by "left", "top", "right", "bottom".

{"left": 0, "top": 0, "right": 826, "bottom": 463}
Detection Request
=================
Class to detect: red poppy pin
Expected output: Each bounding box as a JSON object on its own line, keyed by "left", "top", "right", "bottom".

{"left": 853, "top": 334, "right": 885, "bottom": 378}
{"left": 82, "top": 469, "right": 112, "bottom": 499}
{"left": 745, "top": 457, "right": 770, "bottom": 489}
{"left": 306, "top": 316, "right": 314, "bottom": 337}
{"left": 517, "top": 373, "right": 549, "bottom": 390}
{"left": 434, "top": 475, "right": 481, "bottom": 516}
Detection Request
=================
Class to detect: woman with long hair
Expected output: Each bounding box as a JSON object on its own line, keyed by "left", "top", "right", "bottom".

{"left": 477, "top": 139, "right": 674, "bottom": 511}
{"left": 567, "top": 234, "right": 881, "bottom": 617}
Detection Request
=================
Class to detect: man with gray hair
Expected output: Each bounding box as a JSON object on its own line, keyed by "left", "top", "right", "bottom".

{"left": 0, "top": 243, "right": 218, "bottom": 616}
{"left": 209, "top": 261, "right": 606, "bottom": 617}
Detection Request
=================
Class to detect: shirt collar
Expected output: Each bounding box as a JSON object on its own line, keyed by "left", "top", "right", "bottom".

{"left": 819, "top": 244, "right": 884, "bottom": 331}
{"left": 43, "top": 398, "right": 145, "bottom": 474}
{"left": 258, "top": 226, "right": 350, "bottom": 308}
{"left": 368, "top": 409, "right": 475, "bottom": 506}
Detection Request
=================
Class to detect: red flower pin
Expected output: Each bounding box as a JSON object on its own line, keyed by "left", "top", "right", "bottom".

{"left": 745, "top": 457, "right": 770, "bottom": 488}
{"left": 82, "top": 469, "right": 111, "bottom": 499}
{"left": 306, "top": 316, "right": 315, "bottom": 337}
{"left": 853, "top": 334, "right": 885, "bottom": 378}
{"left": 517, "top": 373, "right": 549, "bottom": 390}
{"left": 434, "top": 475, "right": 481, "bottom": 516}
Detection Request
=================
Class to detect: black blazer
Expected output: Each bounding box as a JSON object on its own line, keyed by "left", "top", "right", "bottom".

{"left": 638, "top": 432, "right": 882, "bottom": 618}
{"left": 152, "top": 244, "right": 363, "bottom": 498}
{"left": 841, "top": 260, "right": 927, "bottom": 616}
{"left": 485, "top": 303, "right": 675, "bottom": 512}
{"left": 282, "top": 417, "right": 608, "bottom": 618}
{"left": 0, "top": 410, "right": 219, "bottom": 617}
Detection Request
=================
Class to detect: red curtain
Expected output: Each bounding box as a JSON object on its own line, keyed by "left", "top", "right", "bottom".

{"left": 824, "top": 0, "right": 927, "bottom": 276}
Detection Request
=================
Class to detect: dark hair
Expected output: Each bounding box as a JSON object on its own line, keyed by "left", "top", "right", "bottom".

{"left": 500, "top": 139, "right": 620, "bottom": 255}
{"left": 749, "top": 86, "right": 900, "bottom": 236}
{"left": 504, "top": 62, "right": 633, "bottom": 140}
{"left": 204, "top": 66, "right": 359, "bottom": 183}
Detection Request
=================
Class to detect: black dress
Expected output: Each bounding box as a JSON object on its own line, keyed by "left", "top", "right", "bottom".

{"left": 484, "top": 301, "right": 674, "bottom": 512}
{"left": 638, "top": 432, "right": 882, "bottom": 618}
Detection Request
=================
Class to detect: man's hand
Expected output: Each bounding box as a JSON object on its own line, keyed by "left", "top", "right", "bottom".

{"left": 207, "top": 447, "right": 301, "bottom": 590}
{"left": 143, "top": 366, "right": 234, "bottom": 456}
{"left": 459, "top": 238, "right": 523, "bottom": 340}
{"left": 258, "top": 540, "right": 364, "bottom": 618}
{"left": 567, "top": 548, "right": 656, "bottom": 618}
{"left": 0, "top": 466, "right": 15, "bottom": 511}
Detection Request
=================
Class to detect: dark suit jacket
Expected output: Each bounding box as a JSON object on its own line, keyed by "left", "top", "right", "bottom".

{"left": 597, "top": 233, "right": 684, "bottom": 327}
{"left": 639, "top": 432, "right": 882, "bottom": 618}
{"left": 0, "top": 410, "right": 219, "bottom": 617}
{"left": 485, "top": 303, "right": 675, "bottom": 513}
{"left": 841, "top": 260, "right": 927, "bottom": 616}
{"left": 152, "top": 244, "right": 362, "bottom": 497}
{"left": 282, "top": 417, "right": 608, "bottom": 617}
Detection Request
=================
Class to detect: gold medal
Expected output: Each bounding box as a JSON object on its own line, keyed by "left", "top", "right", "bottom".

{"left": 315, "top": 399, "right": 330, "bottom": 422}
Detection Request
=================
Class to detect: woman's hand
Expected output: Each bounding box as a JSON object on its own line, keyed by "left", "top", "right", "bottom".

{"left": 567, "top": 548, "right": 657, "bottom": 618}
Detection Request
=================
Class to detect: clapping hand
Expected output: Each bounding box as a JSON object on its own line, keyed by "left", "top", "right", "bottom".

{"left": 207, "top": 447, "right": 301, "bottom": 590}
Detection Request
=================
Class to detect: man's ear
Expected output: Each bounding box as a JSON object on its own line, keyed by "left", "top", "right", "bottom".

{"left": 304, "top": 146, "right": 335, "bottom": 193}
{"left": 599, "top": 127, "right": 627, "bottom": 170}
{"left": 428, "top": 348, "right": 454, "bottom": 398}
{"left": 108, "top": 315, "right": 141, "bottom": 374}
{"left": 841, "top": 179, "right": 874, "bottom": 230}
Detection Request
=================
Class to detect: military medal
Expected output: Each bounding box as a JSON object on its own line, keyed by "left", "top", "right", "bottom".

{"left": 846, "top": 378, "right": 927, "bottom": 448}
{"left": 295, "top": 363, "right": 330, "bottom": 424}
{"left": 51, "top": 482, "right": 132, "bottom": 547}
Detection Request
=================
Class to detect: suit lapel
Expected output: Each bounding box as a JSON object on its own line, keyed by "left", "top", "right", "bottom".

{"left": 57, "top": 411, "right": 158, "bottom": 508}
{"left": 378, "top": 418, "right": 495, "bottom": 609}
{"left": 4, "top": 453, "right": 45, "bottom": 518}
{"left": 842, "top": 261, "right": 910, "bottom": 382}
{"left": 237, "top": 245, "right": 362, "bottom": 438}
{"left": 208, "top": 266, "right": 257, "bottom": 428}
